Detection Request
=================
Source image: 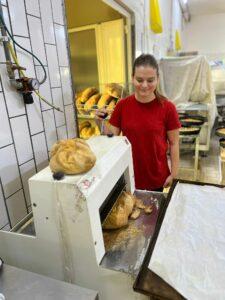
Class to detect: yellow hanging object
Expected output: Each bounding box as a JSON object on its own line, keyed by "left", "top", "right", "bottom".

{"left": 150, "top": 0, "right": 163, "bottom": 34}
{"left": 175, "top": 30, "right": 182, "bottom": 51}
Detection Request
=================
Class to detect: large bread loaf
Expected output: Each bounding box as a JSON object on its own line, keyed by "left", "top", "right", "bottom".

{"left": 50, "top": 138, "right": 96, "bottom": 175}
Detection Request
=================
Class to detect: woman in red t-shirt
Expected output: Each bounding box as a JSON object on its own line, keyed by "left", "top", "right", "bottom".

{"left": 96, "top": 54, "right": 180, "bottom": 191}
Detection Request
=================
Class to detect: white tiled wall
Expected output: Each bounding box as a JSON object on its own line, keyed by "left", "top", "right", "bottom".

{"left": 25, "top": 0, "right": 40, "bottom": 18}
{"left": 0, "top": 0, "right": 76, "bottom": 230}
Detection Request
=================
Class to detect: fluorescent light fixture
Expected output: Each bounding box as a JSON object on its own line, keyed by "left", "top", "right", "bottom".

{"left": 183, "top": 0, "right": 188, "bottom": 3}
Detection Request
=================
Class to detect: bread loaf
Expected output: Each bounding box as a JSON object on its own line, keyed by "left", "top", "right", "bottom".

{"left": 84, "top": 93, "right": 101, "bottom": 112}
{"left": 107, "top": 99, "right": 117, "bottom": 113}
{"left": 76, "top": 97, "right": 85, "bottom": 115}
{"left": 130, "top": 208, "right": 141, "bottom": 220}
{"left": 97, "top": 94, "right": 112, "bottom": 109}
{"left": 80, "top": 126, "right": 95, "bottom": 139}
{"left": 94, "top": 125, "right": 100, "bottom": 136}
{"left": 79, "top": 120, "right": 91, "bottom": 132}
{"left": 80, "top": 127, "right": 89, "bottom": 139}
{"left": 104, "top": 83, "right": 123, "bottom": 98}
{"left": 80, "top": 87, "right": 98, "bottom": 103}
{"left": 49, "top": 138, "right": 96, "bottom": 175}
{"left": 103, "top": 191, "right": 135, "bottom": 230}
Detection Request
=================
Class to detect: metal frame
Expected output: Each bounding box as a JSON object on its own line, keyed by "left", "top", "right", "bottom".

{"left": 177, "top": 103, "right": 211, "bottom": 153}
{"left": 179, "top": 134, "right": 200, "bottom": 181}
{"left": 68, "top": 1, "right": 134, "bottom": 94}
{"left": 219, "top": 150, "right": 225, "bottom": 184}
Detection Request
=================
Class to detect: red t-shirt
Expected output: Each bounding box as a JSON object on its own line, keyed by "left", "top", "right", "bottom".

{"left": 109, "top": 94, "right": 180, "bottom": 190}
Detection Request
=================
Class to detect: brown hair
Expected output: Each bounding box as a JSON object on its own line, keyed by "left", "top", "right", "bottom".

{"left": 132, "top": 54, "right": 166, "bottom": 102}
{"left": 132, "top": 54, "right": 159, "bottom": 76}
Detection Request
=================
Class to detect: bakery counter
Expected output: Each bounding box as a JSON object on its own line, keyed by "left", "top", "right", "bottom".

{"left": 0, "top": 264, "right": 98, "bottom": 300}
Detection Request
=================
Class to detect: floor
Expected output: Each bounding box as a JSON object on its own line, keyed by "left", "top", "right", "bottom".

{"left": 178, "top": 132, "right": 221, "bottom": 185}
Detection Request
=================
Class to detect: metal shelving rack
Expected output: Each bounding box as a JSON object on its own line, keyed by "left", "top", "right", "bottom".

{"left": 177, "top": 102, "right": 211, "bottom": 153}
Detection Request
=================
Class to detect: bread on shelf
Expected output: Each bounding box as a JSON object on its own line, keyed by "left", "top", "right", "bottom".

{"left": 80, "top": 87, "right": 98, "bottom": 104}
{"left": 84, "top": 93, "right": 101, "bottom": 112}
{"left": 79, "top": 120, "right": 92, "bottom": 132}
{"left": 79, "top": 120, "right": 100, "bottom": 139}
{"left": 97, "top": 94, "right": 113, "bottom": 109}
{"left": 104, "top": 83, "right": 123, "bottom": 98}
{"left": 76, "top": 97, "right": 85, "bottom": 115}
{"left": 80, "top": 126, "right": 96, "bottom": 139}
{"left": 107, "top": 99, "right": 117, "bottom": 113}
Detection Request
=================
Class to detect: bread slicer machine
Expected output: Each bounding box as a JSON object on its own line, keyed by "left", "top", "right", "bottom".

{"left": 0, "top": 136, "right": 165, "bottom": 300}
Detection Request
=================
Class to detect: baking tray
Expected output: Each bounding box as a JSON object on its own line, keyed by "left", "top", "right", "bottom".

{"left": 133, "top": 179, "right": 225, "bottom": 299}
{"left": 179, "top": 126, "right": 200, "bottom": 136}
{"left": 220, "top": 138, "right": 225, "bottom": 148}
{"left": 178, "top": 112, "right": 188, "bottom": 118}
{"left": 100, "top": 190, "right": 166, "bottom": 277}
{"left": 215, "top": 126, "right": 225, "bottom": 138}
{"left": 179, "top": 116, "right": 204, "bottom": 126}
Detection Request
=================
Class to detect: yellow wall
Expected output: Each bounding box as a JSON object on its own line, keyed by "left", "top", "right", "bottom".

{"left": 65, "top": 0, "right": 122, "bottom": 28}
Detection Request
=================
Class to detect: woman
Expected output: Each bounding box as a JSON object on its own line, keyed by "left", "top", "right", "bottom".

{"left": 96, "top": 54, "right": 180, "bottom": 191}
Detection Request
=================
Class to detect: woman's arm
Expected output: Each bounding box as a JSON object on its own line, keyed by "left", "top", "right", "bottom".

{"left": 103, "top": 123, "right": 121, "bottom": 135}
{"left": 163, "top": 128, "right": 180, "bottom": 187}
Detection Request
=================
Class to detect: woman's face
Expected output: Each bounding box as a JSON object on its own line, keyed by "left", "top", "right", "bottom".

{"left": 132, "top": 65, "right": 158, "bottom": 99}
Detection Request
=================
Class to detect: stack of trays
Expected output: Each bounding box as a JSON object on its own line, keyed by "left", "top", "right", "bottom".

{"left": 179, "top": 115, "right": 205, "bottom": 136}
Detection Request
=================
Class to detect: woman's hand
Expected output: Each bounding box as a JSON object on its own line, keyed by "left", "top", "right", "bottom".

{"left": 94, "top": 108, "right": 109, "bottom": 135}
{"left": 95, "top": 107, "right": 108, "bottom": 120}
{"left": 163, "top": 174, "right": 174, "bottom": 188}
{"left": 95, "top": 107, "right": 120, "bottom": 136}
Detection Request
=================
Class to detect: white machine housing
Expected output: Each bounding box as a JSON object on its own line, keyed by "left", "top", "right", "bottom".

{"left": 0, "top": 136, "right": 148, "bottom": 300}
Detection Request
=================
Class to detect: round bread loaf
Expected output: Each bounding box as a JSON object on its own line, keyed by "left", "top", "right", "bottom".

{"left": 49, "top": 138, "right": 96, "bottom": 175}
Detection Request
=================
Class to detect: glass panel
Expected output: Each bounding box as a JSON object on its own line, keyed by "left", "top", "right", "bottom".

{"left": 69, "top": 29, "right": 99, "bottom": 92}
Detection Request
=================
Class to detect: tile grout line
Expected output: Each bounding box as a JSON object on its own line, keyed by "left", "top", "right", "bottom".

{"left": 30, "top": 0, "right": 51, "bottom": 159}
{"left": 0, "top": 177, "right": 12, "bottom": 228}
{"left": 39, "top": 0, "right": 60, "bottom": 145}
{"left": 60, "top": 0, "right": 78, "bottom": 137}
{"left": 50, "top": 0, "right": 70, "bottom": 138}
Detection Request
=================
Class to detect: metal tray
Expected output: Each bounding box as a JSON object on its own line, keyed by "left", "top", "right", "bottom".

{"left": 100, "top": 190, "right": 166, "bottom": 277}
{"left": 220, "top": 138, "right": 225, "bottom": 148}
{"left": 179, "top": 126, "right": 200, "bottom": 136}
{"left": 180, "top": 116, "right": 204, "bottom": 126}
{"left": 178, "top": 112, "right": 188, "bottom": 118}
{"left": 133, "top": 180, "right": 225, "bottom": 299}
{"left": 215, "top": 127, "right": 225, "bottom": 138}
